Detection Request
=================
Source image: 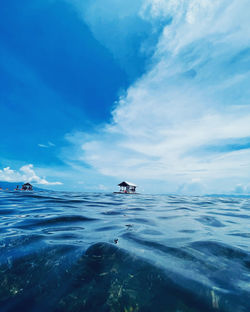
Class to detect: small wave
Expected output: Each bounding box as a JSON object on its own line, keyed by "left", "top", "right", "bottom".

{"left": 196, "top": 201, "right": 214, "bottom": 206}
{"left": 41, "top": 226, "right": 85, "bottom": 236}
{"left": 210, "top": 211, "right": 250, "bottom": 219}
{"left": 127, "top": 207, "right": 146, "bottom": 211}
{"left": 126, "top": 217, "right": 156, "bottom": 225}
{"left": 172, "top": 207, "right": 194, "bottom": 211}
{"left": 229, "top": 232, "right": 250, "bottom": 238}
{"left": 195, "top": 215, "right": 225, "bottom": 227}
{"left": 139, "top": 229, "right": 163, "bottom": 235}
{"left": 157, "top": 215, "right": 181, "bottom": 220}
{"left": 179, "top": 229, "right": 196, "bottom": 233}
{"left": 122, "top": 232, "right": 197, "bottom": 261}
{"left": 101, "top": 210, "right": 122, "bottom": 215}
{"left": 189, "top": 240, "right": 249, "bottom": 260}
{"left": 95, "top": 225, "right": 121, "bottom": 232}
{"left": 48, "top": 233, "right": 81, "bottom": 240}
{"left": 15, "top": 215, "right": 97, "bottom": 229}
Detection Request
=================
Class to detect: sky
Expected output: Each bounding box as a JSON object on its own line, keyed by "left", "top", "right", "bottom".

{"left": 1, "top": 0, "right": 250, "bottom": 194}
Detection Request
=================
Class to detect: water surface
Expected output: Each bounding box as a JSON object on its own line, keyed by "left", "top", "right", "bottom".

{"left": 0, "top": 190, "right": 250, "bottom": 311}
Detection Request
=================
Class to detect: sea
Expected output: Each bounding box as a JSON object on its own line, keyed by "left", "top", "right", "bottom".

{"left": 0, "top": 190, "right": 250, "bottom": 312}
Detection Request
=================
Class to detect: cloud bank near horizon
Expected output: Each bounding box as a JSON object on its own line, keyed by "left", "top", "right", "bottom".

{"left": 0, "top": 165, "right": 62, "bottom": 185}
{"left": 65, "top": 0, "right": 250, "bottom": 194}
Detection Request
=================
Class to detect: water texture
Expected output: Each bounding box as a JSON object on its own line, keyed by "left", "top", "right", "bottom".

{"left": 0, "top": 190, "right": 250, "bottom": 311}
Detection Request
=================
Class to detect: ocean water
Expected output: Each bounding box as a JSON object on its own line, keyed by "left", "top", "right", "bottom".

{"left": 0, "top": 190, "right": 250, "bottom": 312}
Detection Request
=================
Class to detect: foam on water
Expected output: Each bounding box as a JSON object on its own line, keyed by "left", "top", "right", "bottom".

{"left": 0, "top": 190, "right": 250, "bottom": 311}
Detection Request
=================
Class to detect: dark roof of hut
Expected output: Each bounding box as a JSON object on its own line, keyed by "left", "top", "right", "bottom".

{"left": 118, "top": 181, "right": 137, "bottom": 187}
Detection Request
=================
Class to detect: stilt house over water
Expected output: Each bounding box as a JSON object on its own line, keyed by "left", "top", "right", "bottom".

{"left": 117, "top": 181, "right": 137, "bottom": 194}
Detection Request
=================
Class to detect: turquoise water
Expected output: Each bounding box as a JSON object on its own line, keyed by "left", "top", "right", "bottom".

{"left": 0, "top": 190, "right": 250, "bottom": 311}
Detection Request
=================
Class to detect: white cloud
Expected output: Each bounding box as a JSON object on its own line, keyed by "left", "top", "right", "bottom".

{"left": 0, "top": 167, "right": 22, "bottom": 182}
{"left": 65, "top": 0, "right": 250, "bottom": 194}
{"left": 38, "top": 142, "right": 55, "bottom": 148}
{"left": 0, "top": 165, "right": 62, "bottom": 185}
{"left": 38, "top": 144, "right": 48, "bottom": 148}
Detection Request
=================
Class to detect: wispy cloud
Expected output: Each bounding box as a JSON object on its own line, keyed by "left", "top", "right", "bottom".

{"left": 38, "top": 142, "right": 55, "bottom": 148}
{"left": 38, "top": 144, "right": 49, "bottom": 148}
{"left": 67, "top": 0, "right": 164, "bottom": 78}
{"left": 0, "top": 165, "right": 62, "bottom": 185}
{"left": 65, "top": 0, "right": 250, "bottom": 194}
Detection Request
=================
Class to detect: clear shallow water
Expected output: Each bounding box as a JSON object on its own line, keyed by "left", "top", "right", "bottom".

{"left": 0, "top": 190, "right": 250, "bottom": 312}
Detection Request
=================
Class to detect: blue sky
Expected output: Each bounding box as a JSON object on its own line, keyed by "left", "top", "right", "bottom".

{"left": 1, "top": 0, "right": 250, "bottom": 194}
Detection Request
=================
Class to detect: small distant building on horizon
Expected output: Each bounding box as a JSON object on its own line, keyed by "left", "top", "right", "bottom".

{"left": 21, "top": 183, "right": 33, "bottom": 191}
{"left": 116, "top": 181, "right": 137, "bottom": 194}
